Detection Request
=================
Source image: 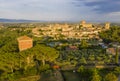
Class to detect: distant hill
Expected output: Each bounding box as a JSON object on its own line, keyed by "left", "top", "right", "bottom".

{"left": 0, "top": 18, "right": 40, "bottom": 23}
{"left": 0, "top": 18, "right": 120, "bottom": 24}
{"left": 0, "top": 18, "right": 78, "bottom": 23}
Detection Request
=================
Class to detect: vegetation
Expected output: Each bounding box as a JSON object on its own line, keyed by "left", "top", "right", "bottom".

{"left": 99, "top": 26, "right": 120, "bottom": 43}
{"left": 58, "top": 49, "right": 114, "bottom": 66}
{"left": 0, "top": 28, "right": 59, "bottom": 81}
{"left": 115, "top": 47, "right": 119, "bottom": 64}
{"left": 104, "top": 72, "right": 118, "bottom": 81}
{"left": 80, "top": 39, "right": 89, "bottom": 49}
{"left": 90, "top": 69, "right": 101, "bottom": 81}
{"left": 0, "top": 25, "right": 120, "bottom": 81}
{"left": 62, "top": 71, "right": 80, "bottom": 81}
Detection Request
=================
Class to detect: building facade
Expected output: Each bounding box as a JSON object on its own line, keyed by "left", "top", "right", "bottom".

{"left": 17, "top": 36, "right": 33, "bottom": 51}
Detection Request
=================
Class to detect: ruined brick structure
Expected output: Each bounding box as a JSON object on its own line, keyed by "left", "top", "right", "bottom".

{"left": 17, "top": 36, "right": 33, "bottom": 51}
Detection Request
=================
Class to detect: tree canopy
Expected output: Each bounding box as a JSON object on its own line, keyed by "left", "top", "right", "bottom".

{"left": 104, "top": 72, "right": 118, "bottom": 81}
{"left": 99, "top": 26, "right": 120, "bottom": 43}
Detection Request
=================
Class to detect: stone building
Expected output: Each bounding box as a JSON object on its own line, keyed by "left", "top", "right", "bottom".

{"left": 17, "top": 36, "right": 33, "bottom": 51}
{"left": 80, "top": 20, "right": 92, "bottom": 28}
{"left": 105, "top": 22, "right": 110, "bottom": 30}
{"left": 106, "top": 47, "right": 120, "bottom": 55}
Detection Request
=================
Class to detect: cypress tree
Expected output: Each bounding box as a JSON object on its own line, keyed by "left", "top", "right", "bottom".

{"left": 115, "top": 47, "right": 119, "bottom": 64}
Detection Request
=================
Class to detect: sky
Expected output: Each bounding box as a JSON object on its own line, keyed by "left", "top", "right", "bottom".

{"left": 0, "top": 0, "right": 120, "bottom": 22}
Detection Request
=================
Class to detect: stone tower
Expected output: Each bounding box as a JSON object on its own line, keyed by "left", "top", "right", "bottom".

{"left": 105, "top": 22, "right": 110, "bottom": 30}
{"left": 80, "top": 20, "right": 92, "bottom": 28}
{"left": 81, "top": 20, "right": 86, "bottom": 25}
{"left": 17, "top": 36, "right": 33, "bottom": 51}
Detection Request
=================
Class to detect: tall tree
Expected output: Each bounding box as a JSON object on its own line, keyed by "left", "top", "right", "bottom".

{"left": 90, "top": 69, "right": 101, "bottom": 81}
{"left": 80, "top": 40, "right": 88, "bottom": 49}
{"left": 104, "top": 72, "right": 118, "bottom": 81}
{"left": 115, "top": 47, "right": 119, "bottom": 64}
{"left": 33, "top": 44, "right": 59, "bottom": 65}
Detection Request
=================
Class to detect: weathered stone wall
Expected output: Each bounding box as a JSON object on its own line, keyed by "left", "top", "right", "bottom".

{"left": 18, "top": 40, "right": 33, "bottom": 51}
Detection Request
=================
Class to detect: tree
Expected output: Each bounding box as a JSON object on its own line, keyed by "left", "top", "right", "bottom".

{"left": 104, "top": 72, "right": 118, "bottom": 81}
{"left": 115, "top": 47, "right": 119, "bottom": 64}
{"left": 88, "top": 54, "right": 95, "bottom": 61}
{"left": 90, "top": 69, "right": 101, "bottom": 81}
{"left": 99, "top": 26, "right": 120, "bottom": 43}
{"left": 1, "top": 41, "right": 18, "bottom": 52}
{"left": 77, "top": 65, "right": 86, "bottom": 80}
{"left": 79, "top": 56, "right": 87, "bottom": 64}
{"left": 80, "top": 40, "right": 88, "bottom": 49}
{"left": 32, "top": 44, "right": 59, "bottom": 65}
{"left": 77, "top": 65, "right": 84, "bottom": 73}
{"left": 114, "top": 67, "right": 120, "bottom": 75}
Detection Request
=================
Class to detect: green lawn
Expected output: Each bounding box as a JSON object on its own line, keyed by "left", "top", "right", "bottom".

{"left": 62, "top": 71, "right": 80, "bottom": 81}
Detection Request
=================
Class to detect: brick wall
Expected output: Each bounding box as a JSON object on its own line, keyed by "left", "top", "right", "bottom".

{"left": 18, "top": 40, "right": 33, "bottom": 51}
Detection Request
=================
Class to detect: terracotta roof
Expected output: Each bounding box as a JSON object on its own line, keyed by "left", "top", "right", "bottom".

{"left": 17, "top": 36, "right": 32, "bottom": 41}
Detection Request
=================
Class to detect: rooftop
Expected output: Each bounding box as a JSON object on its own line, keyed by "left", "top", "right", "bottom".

{"left": 17, "top": 35, "right": 32, "bottom": 41}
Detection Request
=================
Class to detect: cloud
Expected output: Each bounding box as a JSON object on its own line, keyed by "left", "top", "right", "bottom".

{"left": 0, "top": 0, "right": 120, "bottom": 22}
{"left": 73, "top": 0, "right": 120, "bottom": 14}
{"left": 108, "top": 12, "right": 120, "bottom": 16}
{"left": 0, "top": 0, "right": 75, "bottom": 20}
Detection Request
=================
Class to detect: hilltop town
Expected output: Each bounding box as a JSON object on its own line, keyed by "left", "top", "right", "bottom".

{"left": 32, "top": 20, "right": 110, "bottom": 40}
{"left": 0, "top": 21, "right": 120, "bottom": 81}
